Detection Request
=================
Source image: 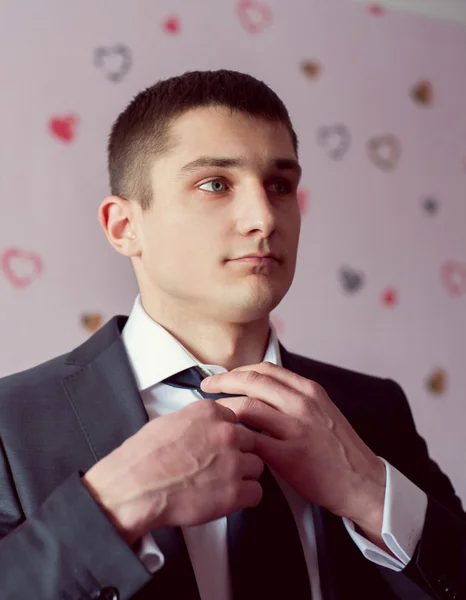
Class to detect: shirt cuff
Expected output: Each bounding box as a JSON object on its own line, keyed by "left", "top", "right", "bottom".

{"left": 342, "top": 457, "right": 428, "bottom": 571}
{"left": 136, "top": 533, "right": 165, "bottom": 574}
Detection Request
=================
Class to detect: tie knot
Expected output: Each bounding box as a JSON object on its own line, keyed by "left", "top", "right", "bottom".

{"left": 161, "top": 366, "right": 260, "bottom": 432}
{"left": 162, "top": 366, "right": 237, "bottom": 400}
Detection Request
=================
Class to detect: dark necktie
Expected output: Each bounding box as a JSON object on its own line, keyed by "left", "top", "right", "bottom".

{"left": 162, "top": 366, "right": 313, "bottom": 600}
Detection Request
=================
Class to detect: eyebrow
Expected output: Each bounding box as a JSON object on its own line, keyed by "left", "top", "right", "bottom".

{"left": 178, "top": 156, "right": 302, "bottom": 179}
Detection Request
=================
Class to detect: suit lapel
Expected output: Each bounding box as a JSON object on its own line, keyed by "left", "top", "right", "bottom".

{"left": 63, "top": 316, "right": 201, "bottom": 600}
{"left": 281, "top": 344, "right": 344, "bottom": 600}
{"left": 280, "top": 344, "right": 399, "bottom": 600}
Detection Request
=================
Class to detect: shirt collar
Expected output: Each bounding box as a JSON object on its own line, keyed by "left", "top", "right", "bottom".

{"left": 121, "top": 295, "right": 282, "bottom": 392}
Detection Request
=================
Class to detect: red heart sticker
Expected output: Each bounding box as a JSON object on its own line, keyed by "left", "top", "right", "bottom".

{"left": 441, "top": 261, "right": 466, "bottom": 296}
{"left": 163, "top": 16, "right": 180, "bottom": 34}
{"left": 369, "top": 4, "right": 385, "bottom": 16}
{"left": 1, "top": 248, "right": 43, "bottom": 288}
{"left": 382, "top": 287, "right": 398, "bottom": 307}
{"left": 297, "top": 188, "right": 309, "bottom": 215}
{"left": 237, "top": 0, "right": 272, "bottom": 33}
{"left": 49, "top": 115, "right": 78, "bottom": 142}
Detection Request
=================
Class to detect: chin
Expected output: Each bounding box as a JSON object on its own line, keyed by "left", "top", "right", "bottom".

{"left": 222, "top": 291, "right": 284, "bottom": 323}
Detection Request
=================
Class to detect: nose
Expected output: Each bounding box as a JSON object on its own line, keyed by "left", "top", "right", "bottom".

{"left": 236, "top": 186, "right": 277, "bottom": 238}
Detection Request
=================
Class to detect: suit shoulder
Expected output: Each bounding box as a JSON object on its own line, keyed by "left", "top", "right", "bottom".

{"left": 0, "top": 316, "right": 124, "bottom": 403}
{"left": 285, "top": 350, "right": 388, "bottom": 388}
{"left": 0, "top": 351, "right": 77, "bottom": 404}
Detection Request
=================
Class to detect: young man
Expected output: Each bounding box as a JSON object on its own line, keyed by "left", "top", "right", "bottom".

{"left": 0, "top": 70, "right": 464, "bottom": 600}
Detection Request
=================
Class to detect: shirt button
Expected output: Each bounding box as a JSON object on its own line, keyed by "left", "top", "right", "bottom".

{"left": 95, "top": 586, "right": 120, "bottom": 600}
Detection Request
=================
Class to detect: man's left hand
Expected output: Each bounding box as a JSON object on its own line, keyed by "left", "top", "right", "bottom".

{"left": 201, "top": 362, "right": 387, "bottom": 540}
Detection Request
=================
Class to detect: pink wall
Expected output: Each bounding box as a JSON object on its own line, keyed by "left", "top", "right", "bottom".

{"left": 1, "top": 0, "right": 465, "bottom": 497}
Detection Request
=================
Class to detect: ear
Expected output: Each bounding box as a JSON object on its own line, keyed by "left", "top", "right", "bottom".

{"left": 98, "top": 195, "right": 141, "bottom": 257}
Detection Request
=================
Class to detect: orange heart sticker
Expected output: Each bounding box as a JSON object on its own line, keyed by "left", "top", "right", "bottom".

{"left": 81, "top": 313, "right": 103, "bottom": 333}
{"left": 411, "top": 80, "right": 433, "bottom": 106}
{"left": 301, "top": 60, "right": 321, "bottom": 80}
{"left": 427, "top": 368, "right": 447, "bottom": 395}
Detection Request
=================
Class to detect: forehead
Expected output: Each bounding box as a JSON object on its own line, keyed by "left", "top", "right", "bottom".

{"left": 163, "top": 106, "right": 296, "bottom": 163}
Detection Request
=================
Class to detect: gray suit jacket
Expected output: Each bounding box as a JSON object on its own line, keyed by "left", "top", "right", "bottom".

{"left": 0, "top": 316, "right": 465, "bottom": 600}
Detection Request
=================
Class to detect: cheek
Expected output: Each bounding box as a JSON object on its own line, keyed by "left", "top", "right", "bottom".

{"left": 145, "top": 219, "right": 216, "bottom": 270}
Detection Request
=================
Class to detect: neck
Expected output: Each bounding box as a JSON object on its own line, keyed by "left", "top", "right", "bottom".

{"left": 139, "top": 294, "right": 272, "bottom": 371}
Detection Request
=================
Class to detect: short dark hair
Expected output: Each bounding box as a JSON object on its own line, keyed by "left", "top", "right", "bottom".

{"left": 107, "top": 69, "right": 299, "bottom": 210}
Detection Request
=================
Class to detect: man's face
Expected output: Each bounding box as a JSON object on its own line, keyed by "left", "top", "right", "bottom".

{"left": 134, "top": 106, "right": 301, "bottom": 323}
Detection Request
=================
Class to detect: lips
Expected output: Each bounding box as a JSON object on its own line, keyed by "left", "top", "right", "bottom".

{"left": 232, "top": 253, "right": 279, "bottom": 261}
{"left": 229, "top": 255, "right": 279, "bottom": 266}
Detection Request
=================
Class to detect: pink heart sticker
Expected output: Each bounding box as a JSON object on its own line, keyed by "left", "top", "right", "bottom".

{"left": 441, "top": 261, "right": 466, "bottom": 296}
{"left": 1, "top": 248, "right": 43, "bottom": 288}
{"left": 237, "top": 0, "right": 272, "bottom": 33}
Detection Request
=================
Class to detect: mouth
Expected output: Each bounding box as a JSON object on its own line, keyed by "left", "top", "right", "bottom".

{"left": 228, "top": 253, "right": 280, "bottom": 265}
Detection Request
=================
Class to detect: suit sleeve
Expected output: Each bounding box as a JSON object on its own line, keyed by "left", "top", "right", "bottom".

{"left": 0, "top": 438, "right": 152, "bottom": 600}
{"left": 383, "top": 379, "right": 466, "bottom": 600}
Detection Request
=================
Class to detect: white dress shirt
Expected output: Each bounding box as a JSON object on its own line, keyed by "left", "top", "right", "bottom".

{"left": 121, "top": 295, "right": 428, "bottom": 600}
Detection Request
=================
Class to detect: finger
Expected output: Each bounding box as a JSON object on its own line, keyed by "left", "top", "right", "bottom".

{"left": 239, "top": 452, "right": 264, "bottom": 481}
{"left": 234, "top": 421, "right": 261, "bottom": 453}
{"left": 217, "top": 397, "right": 294, "bottom": 440}
{"left": 203, "top": 369, "right": 301, "bottom": 414}
{"left": 230, "top": 361, "right": 316, "bottom": 397}
{"left": 212, "top": 400, "right": 238, "bottom": 424}
{"left": 236, "top": 480, "right": 263, "bottom": 510}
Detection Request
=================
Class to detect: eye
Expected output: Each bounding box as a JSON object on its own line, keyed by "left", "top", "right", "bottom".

{"left": 198, "top": 179, "right": 228, "bottom": 193}
{"left": 268, "top": 180, "right": 293, "bottom": 195}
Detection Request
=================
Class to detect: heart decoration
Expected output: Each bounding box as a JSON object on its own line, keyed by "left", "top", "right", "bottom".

{"left": 270, "top": 313, "right": 284, "bottom": 334}
{"left": 94, "top": 44, "right": 132, "bottom": 83}
{"left": 382, "top": 287, "right": 398, "bottom": 307}
{"left": 237, "top": 0, "right": 272, "bottom": 34}
{"left": 368, "top": 4, "right": 385, "bottom": 16}
{"left": 411, "top": 80, "right": 433, "bottom": 106}
{"left": 301, "top": 60, "right": 321, "bottom": 80}
{"left": 1, "top": 248, "right": 43, "bottom": 288}
{"left": 317, "top": 124, "right": 351, "bottom": 160}
{"left": 426, "top": 368, "right": 447, "bottom": 395}
{"left": 49, "top": 115, "right": 78, "bottom": 143}
{"left": 367, "top": 134, "right": 401, "bottom": 172}
{"left": 297, "top": 188, "right": 309, "bottom": 214}
{"left": 163, "top": 15, "right": 180, "bottom": 34}
{"left": 81, "top": 313, "right": 103, "bottom": 333}
{"left": 339, "top": 266, "right": 364, "bottom": 294}
{"left": 441, "top": 260, "right": 466, "bottom": 296}
{"left": 422, "top": 196, "right": 439, "bottom": 215}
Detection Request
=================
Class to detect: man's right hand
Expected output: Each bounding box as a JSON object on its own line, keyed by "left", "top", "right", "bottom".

{"left": 82, "top": 399, "right": 264, "bottom": 545}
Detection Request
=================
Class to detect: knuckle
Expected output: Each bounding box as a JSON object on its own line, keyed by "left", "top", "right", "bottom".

{"left": 197, "top": 399, "right": 217, "bottom": 417}
{"left": 260, "top": 361, "right": 275, "bottom": 372}
{"left": 251, "top": 455, "right": 265, "bottom": 477}
{"left": 223, "top": 452, "right": 242, "bottom": 478}
{"left": 241, "top": 395, "right": 257, "bottom": 413}
{"left": 295, "top": 394, "right": 310, "bottom": 416}
{"left": 307, "top": 380, "right": 325, "bottom": 396}
{"left": 224, "top": 481, "right": 242, "bottom": 505}
{"left": 244, "top": 370, "right": 262, "bottom": 383}
{"left": 216, "top": 422, "right": 238, "bottom": 446}
{"left": 248, "top": 481, "right": 264, "bottom": 507}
